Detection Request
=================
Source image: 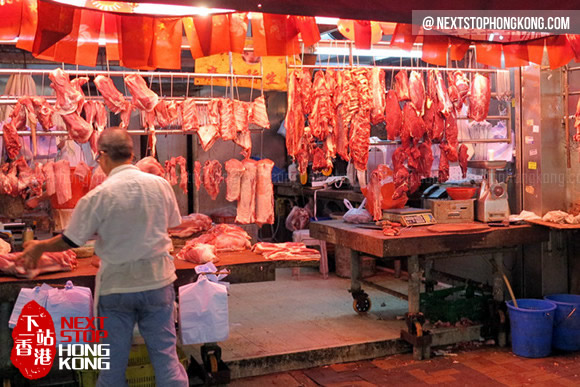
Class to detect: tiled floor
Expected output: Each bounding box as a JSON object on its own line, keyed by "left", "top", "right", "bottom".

{"left": 230, "top": 346, "right": 580, "bottom": 386}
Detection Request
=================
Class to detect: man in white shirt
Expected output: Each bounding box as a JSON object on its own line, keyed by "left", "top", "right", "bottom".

{"left": 21, "top": 128, "right": 188, "bottom": 387}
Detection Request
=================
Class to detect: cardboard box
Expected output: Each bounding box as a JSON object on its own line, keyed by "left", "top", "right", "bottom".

{"left": 427, "top": 199, "right": 475, "bottom": 224}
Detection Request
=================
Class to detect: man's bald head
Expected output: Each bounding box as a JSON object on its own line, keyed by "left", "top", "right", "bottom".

{"left": 97, "top": 128, "right": 133, "bottom": 162}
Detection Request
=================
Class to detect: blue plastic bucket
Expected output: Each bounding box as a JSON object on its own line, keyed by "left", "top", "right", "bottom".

{"left": 544, "top": 294, "right": 580, "bottom": 351}
{"left": 506, "top": 299, "right": 557, "bottom": 358}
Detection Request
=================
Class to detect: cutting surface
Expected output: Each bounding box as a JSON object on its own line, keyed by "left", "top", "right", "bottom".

{"left": 310, "top": 220, "right": 549, "bottom": 257}
{"left": 525, "top": 218, "right": 580, "bottom": 229}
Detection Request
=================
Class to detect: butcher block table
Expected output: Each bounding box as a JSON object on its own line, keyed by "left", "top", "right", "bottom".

{"left": 309, "top": 220, "right": 550, "bottom": 359}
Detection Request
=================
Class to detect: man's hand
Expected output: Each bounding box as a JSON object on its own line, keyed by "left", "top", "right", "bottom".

{"left": 19, "top": 240, "right": 44, "bottom": 270}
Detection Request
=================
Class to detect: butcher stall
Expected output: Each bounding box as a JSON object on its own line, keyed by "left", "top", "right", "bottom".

{"left": 1, "top": 0, "right": 580, "bottom": 383}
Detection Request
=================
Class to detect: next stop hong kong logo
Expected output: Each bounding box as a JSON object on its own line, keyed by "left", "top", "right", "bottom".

{"left": 11, "top": 300, "right": 110, "bottom": 380}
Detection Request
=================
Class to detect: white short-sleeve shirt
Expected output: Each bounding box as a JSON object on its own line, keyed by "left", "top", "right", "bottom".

{"left": 64, "top": 164, "right": 182, "bottom": 295}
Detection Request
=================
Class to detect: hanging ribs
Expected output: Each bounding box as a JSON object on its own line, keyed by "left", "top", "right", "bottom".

{"left": 249, "top": 95, "right": 270, "bottom": 129}
{"left": 219, "top": 99, "right": 236, "bottom": 140}
{"left": 370, "top": 68, "right": 386, "bottom": 125}
{"left": 349, "top": 112, "right": 371, "bottom": 172}
{"left": 181, "top": 98, "right": 200, "bottom": 132}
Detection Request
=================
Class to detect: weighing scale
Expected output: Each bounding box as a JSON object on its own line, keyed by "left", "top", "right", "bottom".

{"left": 383, "top": 208, "right": 437, "bottom": 227}
{"left": 468, "top": 160, "right": 510, "bottom": 223}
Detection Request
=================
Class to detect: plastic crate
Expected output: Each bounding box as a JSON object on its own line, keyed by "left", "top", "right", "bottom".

{"left": 78, "top": 344, "right": 188, "bottom": 387}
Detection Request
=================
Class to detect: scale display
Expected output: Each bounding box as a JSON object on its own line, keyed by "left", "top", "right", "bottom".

{"left": 400, "top": 213, "right": 437, "bottom": 227}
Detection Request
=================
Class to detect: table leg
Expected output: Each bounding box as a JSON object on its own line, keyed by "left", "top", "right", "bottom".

{"left": 424, "top": 258, "right": 434, "bottom": 293}
{"left": 394, "top": 260, "right": 401, "bottom": 278}
{"left": 350, "top": 249, "right": 362, "bottom": 293}
{"left": 408, "top": 255, "right": 421, "bottom": 314}
{"left": 492, "top": 252, "right": 507, "bottom": 347}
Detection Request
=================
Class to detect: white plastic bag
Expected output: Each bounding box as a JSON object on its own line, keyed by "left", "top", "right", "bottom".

{"left": 9, "top": 283, "right": 53, "bottom": 328}
{"left": 45, "top": 280, "right": 93, "bottom": 344}
{"left": 179, "top": 274, "right": 229, "bottom": 345}
{"left": 342, "top": 199, "right": 372, "bottom": 224}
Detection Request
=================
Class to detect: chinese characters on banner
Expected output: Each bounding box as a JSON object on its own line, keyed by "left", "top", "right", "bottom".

{"left": 10, "top": 300, "right": 56, "bottom": 380}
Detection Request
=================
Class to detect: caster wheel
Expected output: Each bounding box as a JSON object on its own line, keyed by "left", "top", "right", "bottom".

{"left": 209, "top": 354, "right": 218, "bottom": 373}
{"left": 353, "top": 296, "right": 371, "bottom": 313}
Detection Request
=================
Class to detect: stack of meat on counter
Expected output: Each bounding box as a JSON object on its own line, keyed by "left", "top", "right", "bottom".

{"left": 0, "top": 250, "right": 77, "bottom": 279}
{"left": 285, "top": 67, "right": 491, "bottom": 205}
{"left": 2, "top": 68, "right": 270, "bottom": 161}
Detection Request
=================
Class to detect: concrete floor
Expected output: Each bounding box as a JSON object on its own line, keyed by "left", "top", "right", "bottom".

{"left": 184, "top": 267, "right": 411, "bottom": 378}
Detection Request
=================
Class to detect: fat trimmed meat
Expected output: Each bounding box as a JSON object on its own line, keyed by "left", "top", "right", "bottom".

{"left": 136, "top": 156, "right": 165, "bottom": 177}
{"left": 169, "top": 213, "right": 212, "bottom": 238}
{"left": 370, "top": 68, "right": 386, "bottom": 125}
{"left": 49, "top": 68, "right": 84, "bottom": 115}
{"left": 54, "top": 160, "right": 72, "bottom": 205}
{"left": 94, "top": 75, "right": 127, "bottom": 114}
{"left": 249, "top": 95, "right": 270, "bottom": 129}
{"left": 176, "top": 243, "right": 217, "bottom": 264}
{"left": 235, "top": 159, "right": 257, "bottom": 224}
{"left": 61, "top": 112, "right": 93, "bottom": 144}
{"left": 255, "top": 159, "right": 275, "bottom": 225}
{"left": 224, "top": 159, "right": 245, "bottom": 202}
{"left": 124, "top": 74, "right": 159, "bottom": 112}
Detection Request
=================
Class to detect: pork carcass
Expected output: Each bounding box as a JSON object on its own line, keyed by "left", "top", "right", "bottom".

{"left": 385, "top": 90, "right": 402, "bottom": 141}
{"left": 83, "top": 101, "right": 97, "bottom": 129}
{"left": 189, "top": 224, "right": 251, "bottom": 252}
{"left": 224, "top": 159, "right": 244, "bottom": 202}
{"left": 42, "top": 161, "right": 56, "bottom": 196}
{"left": 438, "top": 144, "right": 450, "bottom": 183}
{"left": 352, "top": 68, "right": 372, "bottom": 112}
{"left": 49, "top": 69, "right": 84, "bottom": 115}
{"left": 194, "top": 161, "right": 201, "bottom": 191}
{"left": 235, "top": 159, "right": 257, "bottom": 224}
{"left": 370, "top": 68, "right": 386, "bottom": 124}
{"left": 202, "top": 160, "right": 223, "bottom": 200}
{"left": 70, "top": 77, "right": 89, "bottom": 113}
{"left": 219, "top": 99, "right": 236, "bottom": 140}
{"left": 284, "top": 71, "right": 305, "bottom": 158}
{"left": 0, "top": 250, "right": 77, "bottom": 279}
{"left": 176, "top": 243, "right": 218, "bottom": 264}
{"left": 435, "top": 70, "right": 453, "bottom": 118}
{"left": 124, "top": 74, "right": 159, "bottom": 112}
{"left": 252, "top": 242, "right": 321, "bottom": 260}
{"left": 394, "top": 70, "right": 411, "bottom": 101}
{"left": 458, "top": 144, "right": 469, "bottom": 178}
{"left": 368, "top": 165, "right": 390, "bottom": 221}
{"left": 89, "top": 166, "right": 107, "bottom": 190}
{"left": 309, "top": 70, "right": 333, "bottom": 140}
{"left": 249, "top": 95, "right": 270, "bottom": 129}
{"left": 409, "top": 71, "right": 426, "bottom": 115}
{"left": 136, "top": 156, "right": 165, "bottom": 177}
{"left": 2, "top": 121, "right": 21, "bottom": 159}
{"left": 349, "top": 112, "right": 371, "bottom": 172}
{"left": 197, "top": 123, "right": 220, "bottom": 152}
{"left": 61, "top": 112, "right": 93, "bottom": 143}
{"left": 255, "top": 159, "right": 275, "bottom": 225}
{"left": 233, "top": 100, "right": 250, "bottom": 135}
{"left": 234, "top": 130, "right": 252, "bottom": 159}
{"left": 169, "top": 213, "right": 212, "bottom": 238}
{"left": 468, "top": 73, "right": 491, "bottom": 122}
{"left": 94, "top": 75, "right": 128, "bottom": 114}
{"left": 54, "top": 160, "right": 72, "bottom": 205}
{"left": 181, "top": 98, "right": 200, "bottom": 132}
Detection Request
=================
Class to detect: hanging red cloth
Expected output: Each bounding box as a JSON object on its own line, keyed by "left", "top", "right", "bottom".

{"left": 252, "top": 13, "right": 300, "bottom": 56}
{"left": 526, "top": 39, "right": 545, "bottom": 65}
{"left": 566, "top": 34, "right": 580, "bottom": 62}
{"left": 32, "top": 1, "right": 75, "bottom": 57}
{"left": 353, "top": 20, "right": 372, "bottom": 50}
{"left": 149, "top": 18, "right": 182, "bottom": 70}
{"left": 475, "top": 42, "right": 502, "bottom": 67}
{"left": 390, "top": 23, "right": 417, "bottom": 51}
{"left": 184, "top": 13, "right": 248, "bottom": 59}
{"left": 117, "top": 15, "right": 155, "bottom": 69}
{"left": 421, "top": 34, "right": 448, "bottom": 66}
{"left": 295, "top": 16, "right": 320, "bottom": 47}
{"left": 0, "top": 0, "right": 23, "bottom": 40}
{"left": 448, "top": 37, "right": 470, "bottom": 62}
{"left": 546, "top": 35, "right": 575, "bottom": 70}
{"left": 16, "top": 0, "right": 38, "bottom": 52}
{"left": 503, "top": 43, "right": 529, "bottom": 67}
{"left": 103, "top": 13, "right": 120, "bottom": 61}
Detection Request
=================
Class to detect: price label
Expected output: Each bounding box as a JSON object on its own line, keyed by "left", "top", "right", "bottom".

{"left": 528, "top": 161, "right": 537, "bottom": 170}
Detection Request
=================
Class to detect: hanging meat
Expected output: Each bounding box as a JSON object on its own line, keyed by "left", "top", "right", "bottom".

{"left": 309, "top": 71, "right": 333, "bottom": 140}
{"left": 403, "top": 103, "right": 425, "bottom": 145}
{"left": 94, "top": 75, "right": 130, "bottom": 114}
{"left": 49, "top": 68, "right": 84, "bottom": 115}
{"left": 182, "top": 98, "right": 200, "bottom": 132}
{"left": 408, "top": 170, "right": 422, "bottom": 194}
{"left": 438, "top": 144, "right": 450, "bottom": 183}
{"left": 349, "top": 112, "right": 371, "bottom": 172}
{"left": 83, "top": 101, "right": 97, "bottom": 130}
{"left": 235, "top": 159, "right": 257, "bottom": 224}
{"left": 31, "top": 97, "right": 55, "bottom": 130}
{"left": 90, "top": 166, "right": 106, "bottom": 190}
{"left": 458, "top": 144, "right": 469, "bottom": 178}
{"left": 423, "top": 97, "right": 435, "bottom": 140}
{"left": 312, "top": 146, "right": 331, "bottom": 171}
{"left": 368, "top": 165, "right": 390, "bottom": 221}
{"left": 234, "top": 100, "right": 250, "bottom": 135}
{"left": 468, "top": 73, "right": 491, "bottom": 122}
{"left": 124, "top": 74, "right": 159, "bottom": 112}
{"left": 409, "top": 71, "right": 425, "bottom": 115}
{"left": 70, "top": 77, "right": 89, "bottom": 114}
{"left": 202, "top": 160, "right": 223, "bottom": 200}
{"left": 444, "top": 112, "right": 459, "bottom": 161}
{"left": 392, "top": 147, "right": 409, "bottom": 200}
{"left": 394, "top": 70, "right": 411, "bottom": 101}
{"left": 384, "top": 90, "right": 402, "bottom": 141}
{"left": 177, "top": 156, "right": 188, "bottom": 194}
{"left": 370, "top": 68, "right": 386, "bottom": 125}
{"left": 43, "top": 161, "right": 56, "bottom": 196}
{"left": 341, "top": 70, "right": 361, "bottom": 129}
{"left": 154, "top": 100, "right": 178, "bottom": 128}
{"left": 434, "top": 71, "right": 453, "bottom": 118}
{"left": 194, "top": 161, "right": 201, "bottom": 191}
{"left": 225, "top": 159, "right": 245, "bottom": 202}
{"left": 2, "top": 122, "right": 21, "bottom": 159}
{"left": 234, "top": 131, "right": 252, "bottom": 159}
{"left": 136, "top": 156, "right": 165, "bottom": 177}
{"left": 335, "top": 104, "right": 349, "bottom": 161}
{"left": 219, "top": 99, "right": 236, "bottom": 140}
{"left": 352, "top": 68, "right": 372, "bottom": 111}
{"left": 61, "top": 112, "right": 93, "bottom": 143}
{"left": 249, "top": 95, "right": 270, "bottom": 129}
{"left": 452, "top": 71, "right": 470, "bottom": 107}
{"left": 418, "top": 140, "right": 434, "bottom": 178}
{"left": 255, "top": 159, "right": 275, "bottom": 225}
{"left": 285, "top": 71, "right": 305, "bottom": 158}
{"left": 295, "top": 126, "right": 314, "bottom": 175}
{"left": 54, "top": 160, "right": 72, "bottom": 205}
{"left": 447, "top": 72, "right": 460, "bottom": 109}
{"left": 169, "top": 213, "right": 212, "bottom": 238}
{"left": 298, "top": 69, "right": 313, "bottom": 115}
